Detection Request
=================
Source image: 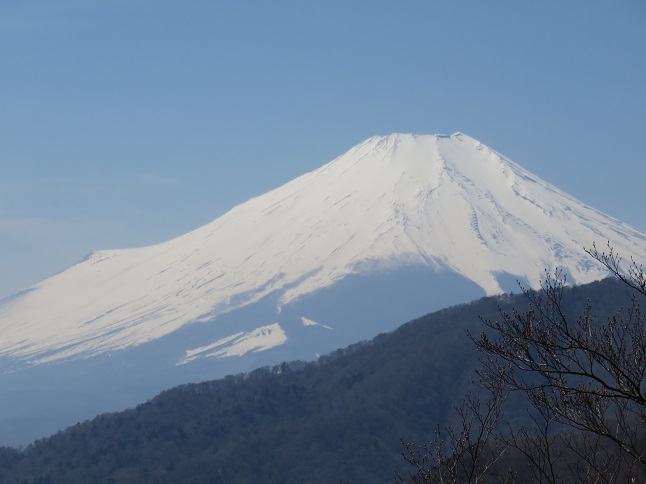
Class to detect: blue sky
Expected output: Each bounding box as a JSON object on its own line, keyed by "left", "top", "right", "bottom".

{"left": 1, "top": 0, "right": 645, "bottom": 299}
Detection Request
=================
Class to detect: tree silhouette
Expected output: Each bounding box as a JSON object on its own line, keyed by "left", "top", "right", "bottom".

{"left": 403, "top": 242, "right": 646, "bottom": 482}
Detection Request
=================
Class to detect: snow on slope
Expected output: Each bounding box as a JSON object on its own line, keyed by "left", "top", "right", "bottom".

{"left": 179, "top": 323, "right": 287, "bottom": 364}
{"left": 1, "top": 133, "right": 645, "bottom": 365}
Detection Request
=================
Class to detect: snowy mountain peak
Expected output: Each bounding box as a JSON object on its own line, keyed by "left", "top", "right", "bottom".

{"left": 1, "top": 133, "right": 645, "bottom": 368}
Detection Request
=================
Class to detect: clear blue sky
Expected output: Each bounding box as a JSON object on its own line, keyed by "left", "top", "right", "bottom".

{"left": 1, "top": 0, "right": 645, "bottom": 299}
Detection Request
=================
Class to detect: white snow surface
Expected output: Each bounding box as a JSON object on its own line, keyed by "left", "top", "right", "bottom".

{"left": 1, "top": 132, "right": 645, "bottom": 364}
{"left": 179, "top": 323, "right": 287, "bottom": 363}
{"left": 301, "top": 317, "right": 333, "bottom": 330}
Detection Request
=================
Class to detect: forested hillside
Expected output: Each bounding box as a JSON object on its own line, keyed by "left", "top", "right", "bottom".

{"left": 0, "top": 278, "right": 631, "bottom": 483}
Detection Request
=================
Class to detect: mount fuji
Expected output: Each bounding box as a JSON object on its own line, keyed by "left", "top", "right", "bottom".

{"left": 1, "top": 132, "right": 645, "bottom": 445}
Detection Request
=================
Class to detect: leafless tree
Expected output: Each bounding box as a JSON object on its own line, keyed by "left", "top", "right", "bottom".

{"left": 397, "top": 385, "right": 510, "bottom": 483}
{"left": 401, "top": 242, "right": 646, "bottom": 482}
{"left": 475, "top": 242, "right": 646, "bottom": 481}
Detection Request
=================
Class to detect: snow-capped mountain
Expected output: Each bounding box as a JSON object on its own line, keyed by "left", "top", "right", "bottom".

{"left": 1, "top": 132, "right": 645, "bottom": 445}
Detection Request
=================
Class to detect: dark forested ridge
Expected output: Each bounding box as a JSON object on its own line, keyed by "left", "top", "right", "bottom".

{"left": 0, "top": 278, "right": 633, "bottom": 483}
